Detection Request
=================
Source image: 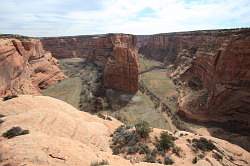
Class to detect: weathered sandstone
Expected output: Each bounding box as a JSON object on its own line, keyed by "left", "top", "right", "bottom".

{"left": 0, "top": 36, "right": 65, "bottom": 97}
{"left": 0, "top": 95, "right": 249, "bottom": 166}
{"left": 177, "top": 33, "right": 250, "bottom": 133}
{"left": 137, "top": 28, "right": 250, "bottom": 63}
{"left": 137, "top": 28, "right": 250, "bottom": 134}
{"left": 41, "top": 34, "right": 139, "bottom": 93}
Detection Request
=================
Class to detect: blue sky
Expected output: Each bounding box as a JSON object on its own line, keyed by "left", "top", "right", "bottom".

{"left": 0, "top": 0, "right": 249, "bottom": 37}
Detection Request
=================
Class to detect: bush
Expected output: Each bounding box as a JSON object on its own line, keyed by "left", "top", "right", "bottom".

{"left": 3, "top": 95, "right": 18, "bottom": 101}
{"left": 111, "top": 125, "right": 139, "bottom": 155}
{"left": 192, "top": 157, "right": 198, "bottom": 164}
{"left": 157, "top": 132, "right": 175, "bottom": 151}
{"left": 192, "top": 137, "right": 215, "bottom": 151}
{"left": 144, "top": 151, "right": 156, "bottom": 163}
{"left": 164, "top": 156, "right": 174, "bottom": 165}
{"left": 90, "top": 159, "right": 109, "bottom": 166}
{"left": 138, "top": 143, "right": 151, "bottom": 154}
{"left": 172, "top": 146, "right": 182, "bottom": 157}
{"left": 135, "top": 121, "right": 152, "bottom": 139}
{"left": 127, "top": 146, "right": 139, "bottom": 154}
{"left": 2, "top": 127, "right": 29, "bottom": 139}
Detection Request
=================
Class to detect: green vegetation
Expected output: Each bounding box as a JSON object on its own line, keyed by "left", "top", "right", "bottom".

{"left": 192, "top": 137, "right": 216, "bottom": 151}
{"left": 140, "top": 70, "right": 177, "bottom": 112}
{"left": 110, "top": 124, "right": 177, "bottom": 164}
{"left": 3, "top": 95, "right": 18, "bottom": 101}
{"left": 42, "top": 77, "right": 82, "bottom": 109}
{"left": 111, "top": 91, "right": 171, "bottom": 130}
{"left": 164, "top": 156, "right": 174, "bottom": 165}
{"left": 192, "top": 157, "right": 198, "bottom": 164}
{"left": 172, "top": 146, "right": 182, "bottom": 157}
{"left": 90, "top": 160, "right": 109, "bottom": 166}
{"left": 2, "top": 127, "right": 29, "bottom": 139}
{"left": 135, "top": 121, "right": 152, "bottom": 139}
{"left": 157, "top": 131, "right": 175, "bottom": 151}
{"left": 139, "top": 56, "right": 163, "bottom": 72}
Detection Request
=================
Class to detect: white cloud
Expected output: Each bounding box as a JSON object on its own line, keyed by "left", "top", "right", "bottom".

{"left": 0, "top": 0, "right": 249, "bottom": 36}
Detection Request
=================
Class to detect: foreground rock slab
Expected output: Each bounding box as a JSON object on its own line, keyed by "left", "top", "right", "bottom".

{"left": 0, "top": 96, "right": 249, "bottom": 166}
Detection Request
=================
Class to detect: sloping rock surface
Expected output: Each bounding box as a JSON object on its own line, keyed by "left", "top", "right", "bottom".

{"left": 0, "top": 96, "right": 249, "bottom": 166}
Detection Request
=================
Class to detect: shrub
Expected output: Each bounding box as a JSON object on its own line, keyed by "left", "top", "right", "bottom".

{"left": 138, "top": 143, "right": 151, "bottom": 154}
{"left": 164, "top": 156, "right": 174, "bottom": 165}
{"left": 192, "top": 157, "right": 198, "bottom": 164}
{"left": 127, "top": 146, "right": 139, "bottom": 154}
{"left": 144, "top": 151, "right": 156, "bottom": 163}
{"left": 111, "top": 125, "right": 139, "bottom": 155}
{"left": 3, "top": 95, "right": 18, "bottom": 101}
{"left": 135, "top": 121, "right": 152, "bottom": 139}
{"left": 90, "top": 159, "right": 109, "bottom": 166}
{"left": 172, "top": 146, "right": 182, "bottom": 157}
{"left": 2, "top": 127, "right": 29, "bottom": 139}
{"left": 157, "top": 132, "right": 174, "bottom": 151}
{"left": 0, "top": 119, "right": 4, "bottom": 125}
{"left": 192, "top": 137, "right": 215, "bottom": 151}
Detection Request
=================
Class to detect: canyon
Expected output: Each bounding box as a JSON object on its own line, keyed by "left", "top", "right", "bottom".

{"left": 40, "top": 28, "right": 250, "bottom": 135}
{"left": 0, "top": 28, "right": 250, "bottom": 165}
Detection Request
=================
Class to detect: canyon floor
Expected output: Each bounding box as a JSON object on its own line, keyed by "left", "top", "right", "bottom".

{"left": 42, "top": 57, "right": 177, "bottom": 131}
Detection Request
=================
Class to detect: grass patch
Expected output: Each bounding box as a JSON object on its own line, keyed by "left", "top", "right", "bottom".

{"left": 42, "top": 77, "right": 82, "bottom": 109}
{"left": 111, "top": 91, "right": 171, "bottom": 130}
{"left": 139, "top": 56, "right": 163, "bottom": 72}
{"left": 2, "top": 127, "right": 29, "bottom": 139}
{"left": 140, "top": 70, "right": 177, "bottom": 112}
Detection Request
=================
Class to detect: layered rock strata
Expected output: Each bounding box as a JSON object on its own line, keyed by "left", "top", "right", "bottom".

{"left": 41, "top": 34, "right": 139, "bottom": 93}
{"left": 177, "top": 34, "right": 250, "bottom": 133}
{"left": 137, "top": 28, "right": 250, "bottom": 133}
{"left": 0, "top": 36, "right": 65, "bottom": 97}
{"left": 137, "top": 28, "right": 250, "bottom": 63}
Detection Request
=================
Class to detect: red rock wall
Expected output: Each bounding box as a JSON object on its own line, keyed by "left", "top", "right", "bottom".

{"left": 183, "top": 34, "right": 250, "bottom": 130}
{"left": 137, "top": 28, "right": 250, "bottom": 63}
{"left": 138, "top": 28, "right": 250, "bottom": 132}
{"left": 0, "top": 37, "right": 65, "bottom": 97}
{"left": 41, "top": 34, "right": 139, "bottom": 93}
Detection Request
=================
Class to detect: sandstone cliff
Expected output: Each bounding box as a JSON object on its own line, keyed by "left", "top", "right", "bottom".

{"left": 137, "top": 28, "right": 250, "bottom": 134}
{"left": 0, "top": 36, "right": 65, "bottom": 97}
{"left": 137, "top": 28, "right": 250, "bottom": 63}
{"left": 177, "top": 33, "right": 250, "bottom": 133}
{"left": 41, "top": 34, "right": 139, "bottom": 93}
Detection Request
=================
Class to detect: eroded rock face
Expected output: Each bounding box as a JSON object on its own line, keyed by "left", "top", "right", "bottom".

{"left": 137, "top": 28, "right": 250, "bottom": 133}
{"left": 137, "top": 29, "right": 250, "bottom": 63}
{"left": 178, "top": 34, "right": 250, "bottom": 133}
{"left": 0, "top": 37, "right": 65, "bottom": 97}
{"left": 104, "top": 35, "right": 139, "bottom": 93}
{"left": 41, "top": 34, "right": 139, "bottom": 93}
